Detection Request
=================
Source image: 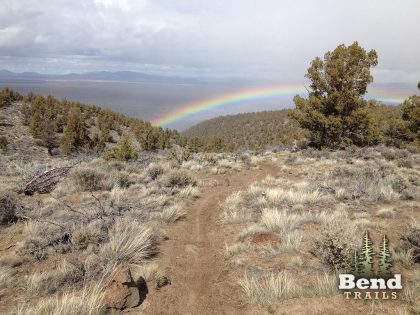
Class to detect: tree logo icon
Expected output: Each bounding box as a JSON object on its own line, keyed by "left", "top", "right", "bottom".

{"left": 351, "top": 231, "right": 393, "bottom": 279}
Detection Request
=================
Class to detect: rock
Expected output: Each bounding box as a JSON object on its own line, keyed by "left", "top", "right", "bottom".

{"left": 104, "top": 264, "right": 146, "bottom": 310}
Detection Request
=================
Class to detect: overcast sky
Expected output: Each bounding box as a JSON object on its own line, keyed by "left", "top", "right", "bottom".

{"left": 1, "top": 0, "right": 419, "bottom": 83}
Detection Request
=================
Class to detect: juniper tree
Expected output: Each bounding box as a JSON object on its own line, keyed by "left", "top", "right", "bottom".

{"left": 358, "top": 231, "right": 375, "bottom": 278}
{"left": 401, "top": 95, "right": 420, "bottom": 143}
{"left": 0, "top": 88, "right": 22, "bottom": 108}
{"left": 60, "top": 106, "right": 90, "bottom": 155}
{"left": 103, "top": 133, "right": 138, "bottom": 161}
{"left": 378, "top": 235, "right": 392, "bottom": 279}
{"left": 291, "top": 42, "right": 380, "bottom": 148}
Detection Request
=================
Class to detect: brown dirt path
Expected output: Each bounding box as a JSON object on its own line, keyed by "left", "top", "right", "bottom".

{"left": 132, "top": 162, "right": 278, "bottom": 315}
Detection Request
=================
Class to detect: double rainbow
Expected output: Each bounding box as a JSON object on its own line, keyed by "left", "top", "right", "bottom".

{"left": 151, "top": 84, "right": 408, "bottom": 128}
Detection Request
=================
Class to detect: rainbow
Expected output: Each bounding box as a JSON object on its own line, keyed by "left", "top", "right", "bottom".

{"left": 151, "top": 84, "right": 306, "bottom": 127}
{"left": 151, "top": 84, "right": 409, "bottom": 128}
{"left": 366, "top": 86, "right": 409, "bottom": 104}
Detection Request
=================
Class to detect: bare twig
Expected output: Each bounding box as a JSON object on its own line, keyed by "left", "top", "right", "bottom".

{"left": 49, "top": 194, "right": 87, "bottom": 217}
{"left": 18, "top": 214, "right": 66, "bottom": 229}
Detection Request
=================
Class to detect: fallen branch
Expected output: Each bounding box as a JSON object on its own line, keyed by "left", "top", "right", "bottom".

{"left": 19, "top": 163, "right": 79, "bottom": 195}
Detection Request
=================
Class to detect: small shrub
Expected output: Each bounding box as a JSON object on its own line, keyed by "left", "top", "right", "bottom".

{"left": 397, "top": 159, "right": 412, "bottom": 168}
{"left": 378, "top": 147, "right": 409, "bottom": 161}
{"left": 146, "top": 163, "right": 165, "bottom": 180}
{"left": 115, "top": 171, "right": 133, "bottom": 188}
{"left": 72, "top": 220, "right": 109, "bottom": 250}
{"left": 69, "top": 166, "right": 110, "bottom": 192}
{"left": 163, "top": 170, "right": 194, "bottom": 188}
{"left": 0, "top": 135, "right": 8, "bottom": 149}
{"left": 103, "top": 134, "right": 138, "bottom": 162}
{"left": 400, "top": 224, "right": 420, "bottom": 264}
{"left": 0, "top": 189, "right": 17, "bottom": 224}
{"left": 312, "top": 221, "right": 358, "bottom": 271}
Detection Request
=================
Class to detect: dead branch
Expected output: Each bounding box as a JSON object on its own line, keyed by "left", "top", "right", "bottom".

{"left": 19, "top": 163, "right": 79, "bottom": 195}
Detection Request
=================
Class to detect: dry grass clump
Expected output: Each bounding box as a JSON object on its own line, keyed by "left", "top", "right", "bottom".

{"left": 158, "top": 205, "right": 186, "bottom": 223}
{"left": 311, "top": 272, "right": 339, "bottom": 297}
{"left": 131, "top": 263, "right": 164, "bottom": 283}
{"left": 99, "top": 220, "right": 156, "bottom": 267}
{"left": 222, "top": 186, "right": 266, "bottom": 223}
{"left": 0, "top": 266, "right": 13, "bottom": 288}
{"left": 17, "top": 282, "right": 105, "bottom": 315}
{"left": 225, "top": 243, "right": 249, "bottom": 259}
{"left": 25, "top": 259, "right": 85, "bottom": 294}
{"left": 264, "top": 184, "right": 326, "bottom": 208}
{"left": 178, "top": 185, "right": 200, "bottom": 199}
{"left": 239, "top": 271, "right": 302, "bottom": 304}
{"left": 401, "top": 269, "right": 420, "bottom": 312}
{"left": 261, "top": 209, "right": 302, "bottom": 234}
{"left": 260, "top": 232, "right": 303, "bottom": 256}
{"left": 325, "top": 163, "right": 405, "bottom": 203}
{"left": 394, "top": 249, "right": 415, "bottom": 269}
{"left": 18, "top": 221, "right": 72, "bottom": 261}
{"left": 376, "top": 207, "right": 396, "bottom": 218}
{"left": 223, "top": 178, "right": 334, "bottom": 224}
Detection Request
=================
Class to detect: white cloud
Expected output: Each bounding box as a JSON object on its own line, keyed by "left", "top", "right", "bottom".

{"left": 0, "top": 0, "right": 418, "bottom": 83}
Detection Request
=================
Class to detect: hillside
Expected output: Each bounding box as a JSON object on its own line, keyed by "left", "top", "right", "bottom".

{"left": 0, "top": 88, "right": 182, "bottom": 158}
{"left": 183, "top": 110, "right": 308, "bottom": 151}
{"left": 183, "top": 104, "right": 406, "bottom": 152}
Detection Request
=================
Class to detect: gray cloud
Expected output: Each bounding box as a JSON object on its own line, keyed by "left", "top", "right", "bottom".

{"left": 0, "top": 0, "right": 419, "bottom": 83}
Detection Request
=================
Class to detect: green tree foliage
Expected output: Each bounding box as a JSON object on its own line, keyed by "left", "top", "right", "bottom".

{"left": 291, "top": 42, "right": 380, "bottom": 148}
{"left": 60, "top": 106, "right": 90, "bottom": 155}
{"left": 401, "top": 95, "right": 420, "bottom": 143}
{"left": 0, "top": 88, "right": 182, "bottom": 155}
{"left": 358, "top": 231, "right": 375, "bottom": 278}
{"left": 103, "top": 133, "right": 138, "bottom": 161}
{"left": 378, "top": 235, "right": 392, "bottom": 279}
{"left": 351, "top": 251, "right": 362, "bottom": 278}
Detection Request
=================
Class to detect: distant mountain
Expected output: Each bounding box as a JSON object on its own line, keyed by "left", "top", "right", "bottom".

{"left": 0, "top": 69, "right": 200, "bottom": 84}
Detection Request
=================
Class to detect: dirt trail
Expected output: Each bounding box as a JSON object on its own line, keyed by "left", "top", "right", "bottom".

{"left": 133, "top": 162, "right": 278, "bottom": 315}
